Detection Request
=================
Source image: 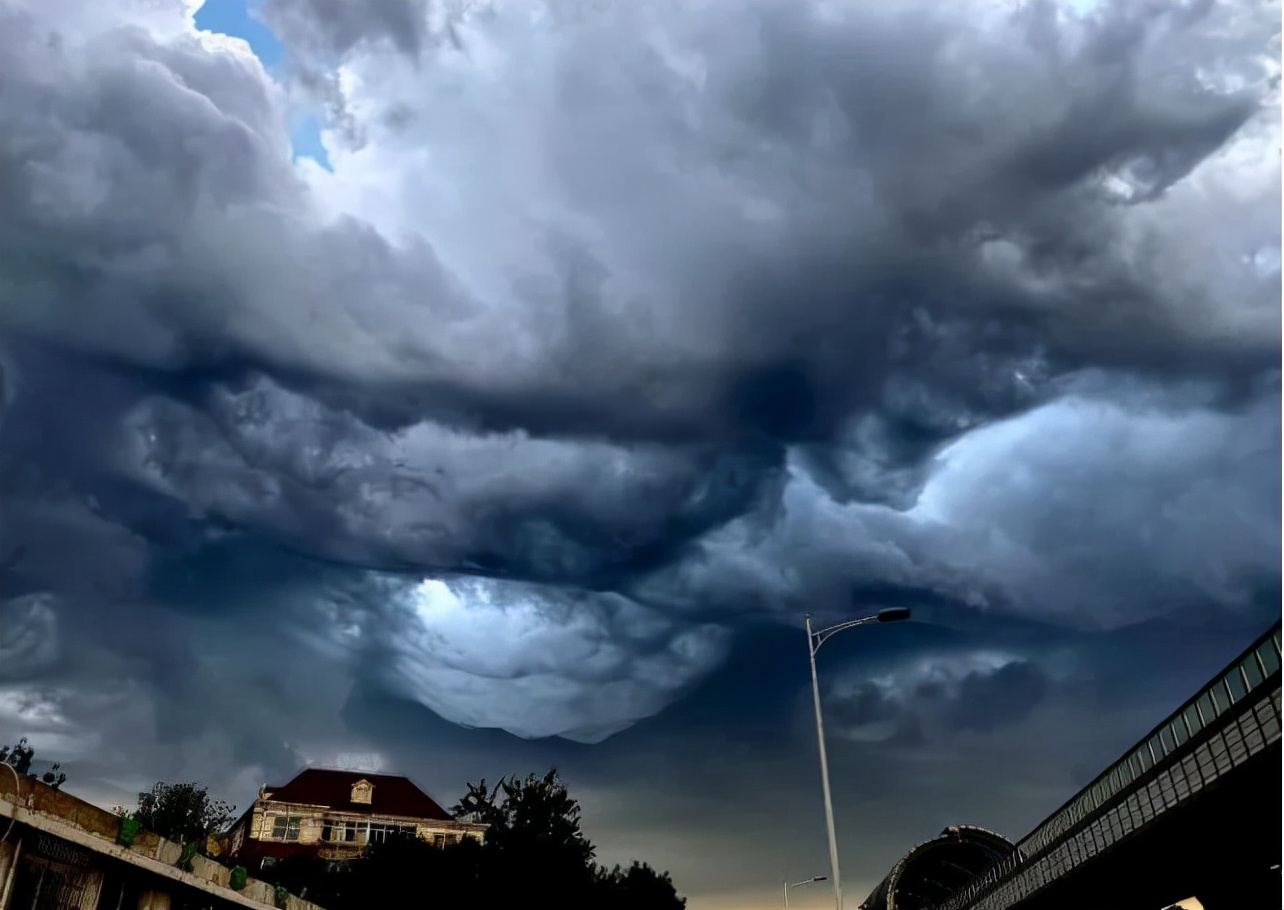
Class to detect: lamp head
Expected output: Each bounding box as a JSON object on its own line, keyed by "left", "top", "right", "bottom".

{"left": 876, "top": 607, "right": 911, "bottom": 623}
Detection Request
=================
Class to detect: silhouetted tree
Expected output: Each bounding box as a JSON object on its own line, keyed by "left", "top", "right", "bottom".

{"left": 321, "top": 768, "right": 684, "bottom": 910}
{"left": 596, "top": 861, "right": 687, "bottom": 910}
{"left": 129, "top": 781, "right": 236, "bottom": 846}
{"left": 454, "top": 767, "right": 598, "bottom": 905}
{"left": 456, "top": 768, "right": 596, "bottom": 863}
{"left": 0, "top": 738, "right": 67, "bottom": 789}
{"left": 262, "top": 853, "right": 336, "bottom": 906}
{"left": 329, "top": 830, "right": 459, "bottom": 907}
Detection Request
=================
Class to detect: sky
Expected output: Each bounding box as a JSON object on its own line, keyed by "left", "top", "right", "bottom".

{"left": 0, "top": 0, "right": 1278, "bottom": 907}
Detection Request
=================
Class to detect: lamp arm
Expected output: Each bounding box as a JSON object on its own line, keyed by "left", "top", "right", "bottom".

{"left": 811, "top": 617, "right": 876, "bottom": 652}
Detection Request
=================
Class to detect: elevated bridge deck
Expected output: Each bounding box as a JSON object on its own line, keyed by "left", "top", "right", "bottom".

{"left": 940, "top": 623, "right": 1281, "bottom": 910}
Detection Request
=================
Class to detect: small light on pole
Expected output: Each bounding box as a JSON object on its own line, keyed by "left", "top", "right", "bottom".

{"left": 876, "top": 607, "right": 911, "bottom": 623}
{"left": 784, "top": 875, "right": 828, "bottom": 908}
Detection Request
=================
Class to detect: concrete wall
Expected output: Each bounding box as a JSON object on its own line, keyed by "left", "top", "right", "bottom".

{"left": 0, "top": 770, "right": 327, "bottom": 910}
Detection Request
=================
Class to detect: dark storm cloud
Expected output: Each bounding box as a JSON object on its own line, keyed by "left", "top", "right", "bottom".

{"left": 0, "top": 5, "right": 1277, "bottom": 883}
{"left": 368, "top": 615, "right": 1255, "bottom": 905}
{"left": 111, "top": 372, "right": 787, "bottom": 585}
{"left": 6, "top": 0, "right": 1274, "bottom": 442}
{"left": 0, "top": 594, "right": 60, "bottom": 680}
{"left": 824, "top": 654, "right": 1050, "bottom": 744}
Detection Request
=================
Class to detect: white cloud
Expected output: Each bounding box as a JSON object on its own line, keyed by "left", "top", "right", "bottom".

{"left": 912, "top": 381, "right": 1281, "bottom": 626}
{"left": 361, "top": 576, "right": 732, "bottom": 743}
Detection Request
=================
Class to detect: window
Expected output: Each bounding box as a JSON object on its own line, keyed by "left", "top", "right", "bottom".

{"left": 271, "top": 816, "right": 301, "bottom": 841}
{"left": 368, "top": 823, "right": 417, "bottom": 844}
{"left": 260, "top": 857, "right": 278, "bottom": 871}
{"left": 322, "top": 819, "right": 370, "bottom": 843}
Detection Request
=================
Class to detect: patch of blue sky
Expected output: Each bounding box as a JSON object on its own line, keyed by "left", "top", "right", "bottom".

{"left": 193, "top": 0, "right": 282, "bottom": 66}
{"left": 194, "top": 0, "right": 332, "bottom": 170}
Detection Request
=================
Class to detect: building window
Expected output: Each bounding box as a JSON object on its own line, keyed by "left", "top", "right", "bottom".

{"left": 350, "top": 780, "right": 374, "bottom": 805}
{"left": 322, "top": 819, "right": 369, "bottom": 844}
{"left": 261, "top": 857, "right": 278, "bottom": 871}
{"left": 368, "top": 823, "right": 417, "bottom": 844}
{"left": 271, "top": 816, "right": 301, "bottom": 841}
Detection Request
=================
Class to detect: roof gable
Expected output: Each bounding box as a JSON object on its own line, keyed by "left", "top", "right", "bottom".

{"left": 262, "top": 769, "right": 453, "bottom": 821}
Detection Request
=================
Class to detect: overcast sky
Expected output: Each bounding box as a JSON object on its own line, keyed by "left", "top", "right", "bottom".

{"left": 0, "top": 0, "right": 1278, "bottom": 906}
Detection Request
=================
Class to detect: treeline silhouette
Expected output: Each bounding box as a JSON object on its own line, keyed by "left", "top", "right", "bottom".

{"left": 265, "top": 769, "right": 685, "bottom": 910}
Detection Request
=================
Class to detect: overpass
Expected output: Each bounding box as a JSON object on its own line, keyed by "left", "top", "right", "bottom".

{"left": 861, "top": 621, "right": 1281, "bottom": 910}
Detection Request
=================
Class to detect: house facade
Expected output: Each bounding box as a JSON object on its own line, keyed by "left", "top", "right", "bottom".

{"left": 224, "top": 770, "right": 485, "bottom": 873}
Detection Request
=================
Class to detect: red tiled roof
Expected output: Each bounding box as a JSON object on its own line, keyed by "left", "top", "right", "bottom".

{"left": 262, "top": 769, "right": 453, "bottom": 821}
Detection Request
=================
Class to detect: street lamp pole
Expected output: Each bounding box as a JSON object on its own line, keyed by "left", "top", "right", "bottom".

{"left": 807, "top": 614, "right": 843, "bottom": 910}
{"left": 783, "top": 875, "right": 827, "bottom": 908}
{"left": 805, "top": 607, "right": 910, "bottom": 910}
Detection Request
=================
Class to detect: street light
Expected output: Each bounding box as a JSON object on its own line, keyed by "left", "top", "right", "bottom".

{"left": 806, "top": 607, "right": 910, "bottom": 910}
{"left": 783, "top": 875, "right": 827, "bottom": 908}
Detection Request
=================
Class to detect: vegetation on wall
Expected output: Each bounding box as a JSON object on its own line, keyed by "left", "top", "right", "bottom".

{"left": 0, "top": 738, "right": 67, "bottom": 789}
{"left": 117, "top": 780, "right": 238, "bottom": 848}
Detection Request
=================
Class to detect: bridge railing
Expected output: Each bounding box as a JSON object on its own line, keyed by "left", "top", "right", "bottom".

{"left": 940, "top": 622, "right": 1281, "bottom": 910}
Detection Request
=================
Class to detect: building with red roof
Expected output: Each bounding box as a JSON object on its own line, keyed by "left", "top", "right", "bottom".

{"left": 224, "top": 769, "right": 486, "bottom": 873}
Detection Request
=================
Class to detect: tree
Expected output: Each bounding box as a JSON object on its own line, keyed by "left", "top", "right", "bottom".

{"left": 454, "top": 767, "right": 599, "bottom": 905}
{"left": 454, "top": 768, "right": 596, "bottom": 868}
{"left": 130, "top": 781, "right": 236, "bottom": 846}
{"left": 331, "top": 830, "right": 465, "bottom": 909}
{"left": 262, "top": 854, "right": 337, "bottom": 907}
{"left": 323, "top": 768, "right": 686, "bottom": 910}
{"left": 0, "top": 738, "right": 67, "bottom": 789}
{"left": 596, "top": 861, "right": 687, "bottom": 910}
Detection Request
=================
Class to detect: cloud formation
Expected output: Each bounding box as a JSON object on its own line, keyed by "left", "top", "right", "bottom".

{"left": 0, "top": 0, "right": 1277, "bottom": 782}
{"left": 826, "top": 649, "right": 1052, "bottom": 743}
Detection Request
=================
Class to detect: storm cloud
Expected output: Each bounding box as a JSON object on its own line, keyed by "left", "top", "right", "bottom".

{"left": 0, "top": 0, "right": 1278, "bottom": 904}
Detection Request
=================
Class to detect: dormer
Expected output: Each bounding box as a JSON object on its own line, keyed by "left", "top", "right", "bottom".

{"left": 350, "top": 778, "right": 374, "bottom": 805}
